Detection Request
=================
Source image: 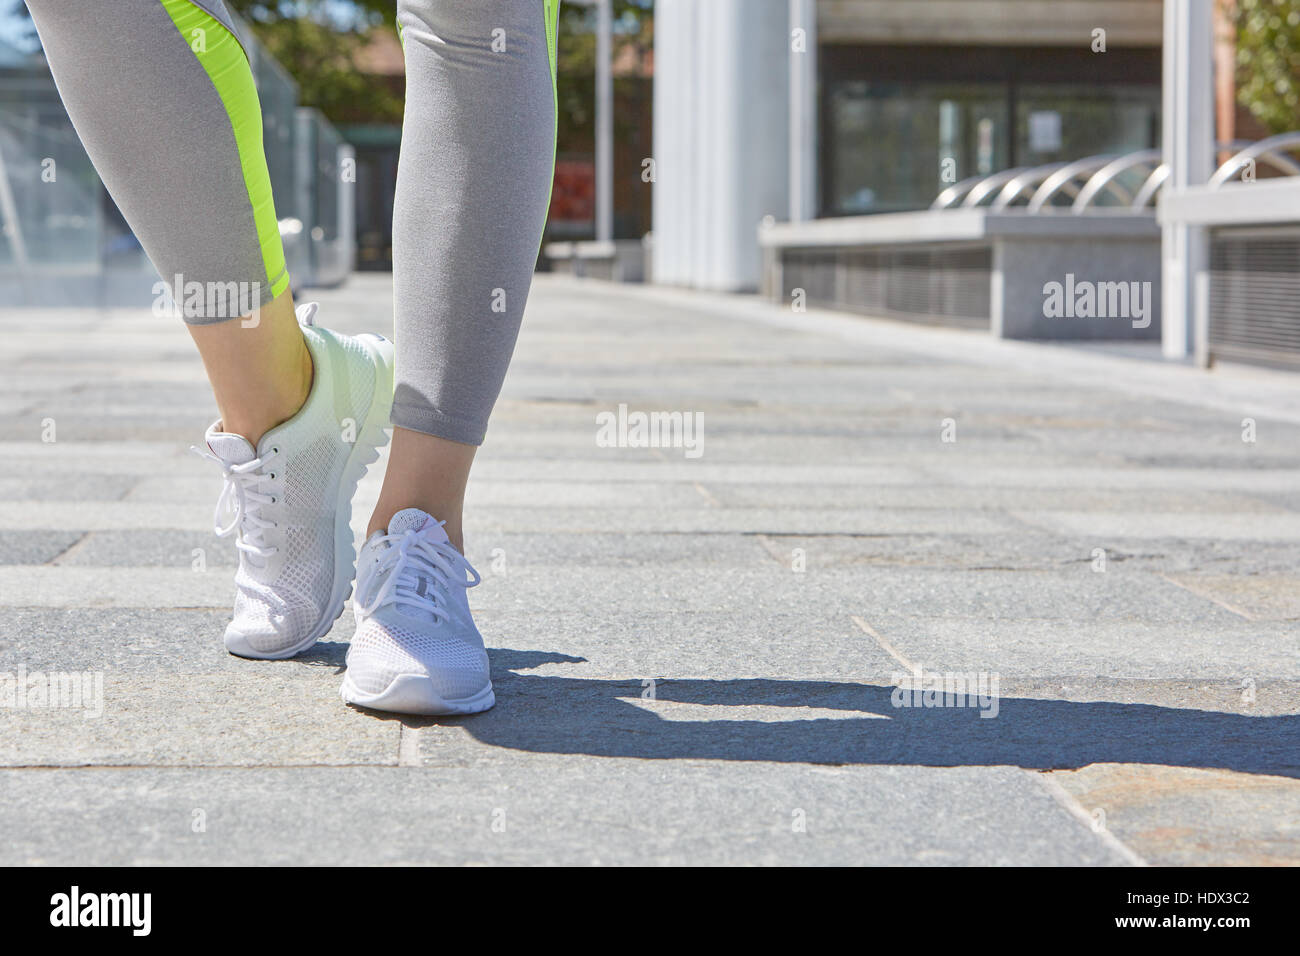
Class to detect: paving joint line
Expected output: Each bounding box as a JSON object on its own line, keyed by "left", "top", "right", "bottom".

{"left": 850, "top": 615, "right": 918, "bottom": 673}
{"left": 1029, "top": 769, "right": 1148, "bottom": 867}
{"left": 397, "top": 724, "right": 422, "bottom": 767}
{"left": 1156, "top": 572, "right": 1256, "bottom": 622}
{"left": 691, "top": 481, "right": 721, "bottom": 507}
{"left": 754, "top": 533, "right": 790, "bottom": 566}
{"left": 43, "top": 531, "right": 89, "bottom": 566}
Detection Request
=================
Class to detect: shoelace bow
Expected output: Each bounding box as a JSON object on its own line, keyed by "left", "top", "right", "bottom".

{"left": 191, "top": 445, "right": 284, "bottom": 564}
{"left": 361, "top": 524, "right": 481, "bottom": 624}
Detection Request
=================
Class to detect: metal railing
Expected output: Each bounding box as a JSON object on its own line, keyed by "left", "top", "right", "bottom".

{"left": 929, "top": 137, "right": 1300, "bottom": 217}
{"left": 1208, "top": 132, "right": 1300, "bottom": 187}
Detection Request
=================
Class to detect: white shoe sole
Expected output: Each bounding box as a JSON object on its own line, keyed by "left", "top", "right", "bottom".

{"left": 340, "top": 673, "right": 496, "bottom": 716}
{"left": 225, "top": 333, "right": 396, "bottom": 661}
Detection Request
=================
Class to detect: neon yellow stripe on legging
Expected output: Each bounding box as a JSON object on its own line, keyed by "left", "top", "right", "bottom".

{"left": 544, "top": 0, "right": 560, "bottom": 98}
{"left": 158, "top": 0, "right": 290, "bottom": 302}
{"left": 542, "top": 0, "right": 561, "bottom": 235}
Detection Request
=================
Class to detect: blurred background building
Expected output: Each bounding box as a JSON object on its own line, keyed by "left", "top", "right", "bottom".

{"left": 651, "top": 0, "right": 1164, "bottom": 290}
{"left": 1, "top": 0, "right": 1298, "bottom": 367}
{"left": 647, "top": 0, "right": 1300, "bottom": 370}
{"left": 0, "top": 6, "right": 353, "bottom": 307}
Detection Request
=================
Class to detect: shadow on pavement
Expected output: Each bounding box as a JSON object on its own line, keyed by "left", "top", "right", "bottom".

{"left": 404, "top": 649, "right": 1300, "bottom": 777}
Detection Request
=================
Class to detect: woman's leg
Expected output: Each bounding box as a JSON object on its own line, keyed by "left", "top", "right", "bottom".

{"left": 25, "top": 0, "right": 396, "bottom": 660}
{"left": 343, "top": 0, "right": 559, "bottom": 716}
{"left": 24, "top": 0, "right": 308, "bottom": 446}
{"left": 370, "top": 0, "right": 561, "bottom": 548}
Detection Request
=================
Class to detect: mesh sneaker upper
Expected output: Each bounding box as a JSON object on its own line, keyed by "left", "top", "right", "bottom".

{"left": 344, "top": 509, "right": 490, "bottom": 701}
{"left": 229, "top": 523, "right": 333, "bottom": 653}
{"left": 347, "top": 618, "right": 489, "bottom": 699}
{"left": 206, "top": 317, "right": 381, "bottom": 655}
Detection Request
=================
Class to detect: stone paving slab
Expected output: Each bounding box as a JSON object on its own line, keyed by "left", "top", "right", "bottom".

{"left": 0, "top": 763, "right": 1124, "bottom": 866}
{"left": 745, "top": 531, "right": 1300, "bottom": 576}
{"left": 468, "top": 506, "right": 1023, "bottom": 536}
{"left": 0, "top": 530, "right": 84, "bottom": 565}
{"left": 2, "top": 274, "right": 1299, "bottom": 865}
{"left": 0, "top": 475, "right": 139, "bottom": 502}
{"left": 1, "top": 672, "right": 396, "bottom": 768}
{"left": 0, "top": 567, "right": 239, "bottom": 607}
{"left": 860, "top": 615, "right": 1300, "bottom": 680}
{"left": 1052, "top": 765, "right": 1300, "bottom": 866}
{"left": 0, "top": 502, "right": 221, "bottom": 532}
{"left": 463, "top": 531, "right": 770, "bottom": 569}
{"left": 1162, "top": 572, "right": 1300, "bottom": 621}
{"left": 476, "top": 565, "right": 1242, "bottom": 624}
{"left": 695, "top": 483, "right": 1287, "bottom": 514}
{"left": 6, "top": 607, "right": 277, "bottom": 672}
{"left": 468, "top": 613, "right": 894, "bottom": 681}
{"left": 1015, "top": 510, "right": 1300, "bottom": 541}
{"left": 52, "top": 530, "right": 239, "bottom": 569}
{"left": 916, "top": 464, "right": 1300, "bottom": 492}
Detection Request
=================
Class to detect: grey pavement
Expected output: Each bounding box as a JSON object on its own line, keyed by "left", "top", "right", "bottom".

{"left": 0, "top": 274, "right": 1297, "bottom": 865}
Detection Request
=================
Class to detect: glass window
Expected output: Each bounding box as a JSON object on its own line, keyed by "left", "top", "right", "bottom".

{"left": 824, "top": 76, "right": 1161, "bottom": 217}
{"left": 827, "top": 81, "right": 1009, "bottom": 215}
{"left": 1015, "top": 84, "right": 1160, "bottom": 165}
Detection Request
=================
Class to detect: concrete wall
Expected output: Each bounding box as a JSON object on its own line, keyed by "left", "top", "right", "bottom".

{"left": 759, "top": 211, "right": 1163, "bottom": 341}
{"left": 994, "top": 236, "right": 1162, "bottom": 340}
{"left": 652, "top": 0, "right": 789, "bottom": 291}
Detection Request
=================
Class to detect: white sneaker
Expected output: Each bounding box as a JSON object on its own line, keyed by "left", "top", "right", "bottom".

{"left": 195, "top": 303, "right": 395, "bottom": 659}
{"left": 342, "top": 508, "right": 494, "bottom": 715}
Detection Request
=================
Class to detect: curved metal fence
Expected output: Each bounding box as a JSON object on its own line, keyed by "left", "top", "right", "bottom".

{"left": 930, "top": 138, "right": 1300, "bottom": 216}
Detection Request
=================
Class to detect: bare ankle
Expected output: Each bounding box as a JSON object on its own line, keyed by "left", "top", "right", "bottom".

{"left": 219, "top": 342, "right": 312, "bottom": 445}
{"left": 367, "top": 427, "right": 476, "bottom": 548}
{"left": 189, "top": 289, "right": 312, "bottom": 447}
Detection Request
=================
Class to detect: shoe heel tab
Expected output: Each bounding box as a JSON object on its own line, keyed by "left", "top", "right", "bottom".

{"left": 295, "top": 302, "right": 320, "bottom": 328}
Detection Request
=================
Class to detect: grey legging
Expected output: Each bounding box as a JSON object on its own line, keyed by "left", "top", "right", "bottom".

{"left": 24, "top": 0, "right": 560, "bottom": 445}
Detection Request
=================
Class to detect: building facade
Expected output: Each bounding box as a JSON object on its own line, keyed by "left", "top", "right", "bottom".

{"left": 653, "top": 0, "right": 1165, "bottom": 291}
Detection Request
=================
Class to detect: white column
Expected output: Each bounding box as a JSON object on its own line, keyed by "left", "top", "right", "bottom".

{"left": 1161, "top": 0, "right": 1215, "bottom": 360}
{"left": 788, "top": 0, "right": 818, "bottom": 222}
{"left": 650, "top": 0, "right": 673, "bottom": 282}
{"left": 595, "top": 0, "right": 614, "bottom": 244}
{"left": 702, "top": 0, "right": 736, "bottom": 288}
{"left": 652, "top": 0, "right": 690, "bottom": 285}
{"left": 650, "top": 0, "right": 788, "bottom": 291}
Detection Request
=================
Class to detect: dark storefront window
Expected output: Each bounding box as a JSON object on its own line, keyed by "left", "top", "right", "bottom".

{"left": 828, "top": 82, "right": 1010, "bottom": 214}
{"left": 821, "top": 45, "right": 1162, "bottom": 217}
{"left": 1015, "top": 84, "right": 1160, "bottom": 165}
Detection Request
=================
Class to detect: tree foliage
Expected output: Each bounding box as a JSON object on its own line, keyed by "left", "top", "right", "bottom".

{"left": 6, "top": 0, "right": 403, "bottom": 124}
{"left": 8, "top": 0, "right": 655, "bottom": 133}
{"left": 1235, "top": 0, "right": 1300, "bottom": 134}
{"left": 225, "top": 1, "right": 403, "bottom": 125}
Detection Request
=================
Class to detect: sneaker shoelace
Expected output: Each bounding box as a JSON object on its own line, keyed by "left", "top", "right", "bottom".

{"left": 191, "top": 445, "right": 284, "bottom": 566}
{"left": 361, "top": 523, "right": 481, "bottom": 625}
